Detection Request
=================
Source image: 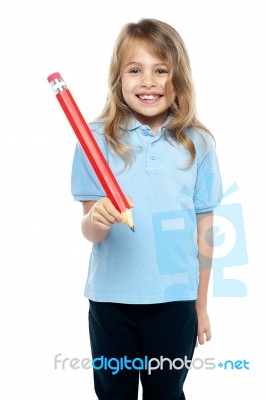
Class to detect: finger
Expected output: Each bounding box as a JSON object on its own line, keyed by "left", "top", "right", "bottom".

{"left": 197, "top": 331, "right": 205, "bottom": 345}
{"left": 102, "top": 202, "right": 124, "bottom": 223}
{"left": 93, "top": 213, "right": 114, "bottom": 228}
{"left": 205, "top": 329, "right": 212, "bottom": 342}
{"left": 94, "top": 201, "right": 120, "bottom": 223}
{"left": 90, "top": 202, "right": 114, "bottom": 228}
{"left": 97, "top": 208, "right": 118, "bottom": 224}
{"left": 93, "top": 220, "right": 111, "bottom": 230}
{"left": 95, "top": 200, "right": 124, "bottom": 224}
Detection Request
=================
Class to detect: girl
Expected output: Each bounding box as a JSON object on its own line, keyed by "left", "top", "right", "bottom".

{"left": 71, "top": 18, "right": 222, "bottom": 400}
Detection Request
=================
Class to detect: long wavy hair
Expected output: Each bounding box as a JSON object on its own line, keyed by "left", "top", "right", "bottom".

{"left": 97, "top": 18, "right": 212, "bottom": 167}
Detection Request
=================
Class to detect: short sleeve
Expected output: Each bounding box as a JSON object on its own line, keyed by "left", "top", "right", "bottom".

{"left": 193, "top": 135, "right": 223, "bottom": 213}
{"left": 71, "top": 124, "right": 107, "bottom": 201}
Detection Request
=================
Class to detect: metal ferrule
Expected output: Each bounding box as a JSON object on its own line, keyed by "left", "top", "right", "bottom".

{"left": 50, "top": 77, "right": 68, "bottom": 94}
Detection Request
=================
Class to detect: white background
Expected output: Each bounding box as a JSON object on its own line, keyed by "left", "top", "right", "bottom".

{"left": 0, "top": 0, "right": 265, "bottom": 398}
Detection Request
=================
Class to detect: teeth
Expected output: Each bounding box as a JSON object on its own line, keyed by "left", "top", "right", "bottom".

{"left": 139, "top": 95, "right": 159, "bottom": 100}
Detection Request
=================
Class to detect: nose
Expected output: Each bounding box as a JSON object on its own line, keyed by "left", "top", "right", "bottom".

{"left": 140, "top": 71, "right": 156, "bottom": 88}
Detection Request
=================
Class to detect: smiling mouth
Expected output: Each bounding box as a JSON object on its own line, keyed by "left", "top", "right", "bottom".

{"left": 137, "top": 94, "right": 162, "bottom": 100}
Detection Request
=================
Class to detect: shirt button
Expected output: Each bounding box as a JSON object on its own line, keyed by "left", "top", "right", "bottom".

{"left": 140, "top": 126, "right": 148, "bottom": 134}
{"left": 150, "top": 154, "right": 157, "bottom": 160}
{"left": 151, "top": 142, "right": 156, "bottom": 147}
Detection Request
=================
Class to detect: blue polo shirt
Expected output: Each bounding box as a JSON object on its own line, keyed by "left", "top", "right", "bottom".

{"left": 71, "top": 115, "right": 223, "bottom": 304}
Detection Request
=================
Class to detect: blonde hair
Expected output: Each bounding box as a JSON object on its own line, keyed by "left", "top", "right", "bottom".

{"left": 97, "top": 18, "right": 212, "bottom": 166}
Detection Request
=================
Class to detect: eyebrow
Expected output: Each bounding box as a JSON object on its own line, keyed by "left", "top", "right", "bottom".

{"left": 124, "top": 62, "right": 167, "bottom": 67}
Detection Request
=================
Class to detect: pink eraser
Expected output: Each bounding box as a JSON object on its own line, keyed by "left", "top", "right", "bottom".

{"left": 47, "top": 72, "right": 61, "bottom": 83}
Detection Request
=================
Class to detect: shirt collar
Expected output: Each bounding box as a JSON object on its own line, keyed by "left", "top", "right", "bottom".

{"left": 119, "top": 115, "right": 142, "bottom": 131}
{"left": 119, "top": 112, "right": 174, "bottom": 132}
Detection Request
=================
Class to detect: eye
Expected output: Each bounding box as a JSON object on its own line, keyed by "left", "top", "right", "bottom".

{"left": 156, "top": 68, "right": 168, "bottom": 75}
{"left": 129, "top": 68, "right": 141, "bottom": 74}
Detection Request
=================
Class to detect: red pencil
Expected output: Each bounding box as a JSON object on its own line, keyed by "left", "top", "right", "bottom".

{"left": 47, "top": 72, "right": 134, "bottom": 232}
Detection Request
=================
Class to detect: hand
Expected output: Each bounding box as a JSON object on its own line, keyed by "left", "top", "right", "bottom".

{"left": 196, "top": 306, "right": 211, "bottom": 346}
{"left": 90, "top": 196, "right": 133, "bottom": 230}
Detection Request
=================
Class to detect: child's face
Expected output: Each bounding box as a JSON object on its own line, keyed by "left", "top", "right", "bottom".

{"left": 121, "top": 44, "right": 175, "bottom": 133}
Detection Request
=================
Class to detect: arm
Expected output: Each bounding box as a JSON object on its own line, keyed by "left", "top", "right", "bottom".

{"left": 196, "top": 211, "right": 214, "bottom": 345}
{"left": 81, "top": 196, "right": 133, "bottom": 244}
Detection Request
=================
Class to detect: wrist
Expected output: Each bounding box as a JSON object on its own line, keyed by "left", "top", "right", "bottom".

{"left": 196, "top": 299, "right": 207, "bottom": 311}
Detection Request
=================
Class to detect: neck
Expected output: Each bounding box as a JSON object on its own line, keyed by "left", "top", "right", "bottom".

{"left": 133, "top": 111, "right": 169, "bottom": 135}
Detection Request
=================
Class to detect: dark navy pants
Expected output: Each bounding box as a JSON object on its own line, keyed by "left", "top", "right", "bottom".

{"left": 89, "top": 300, "right": 198, "bottom": 400}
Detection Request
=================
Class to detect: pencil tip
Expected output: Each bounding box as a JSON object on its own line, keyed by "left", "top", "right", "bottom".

{"left": 130, "top": 226, "right": 135, "bottom": 233}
